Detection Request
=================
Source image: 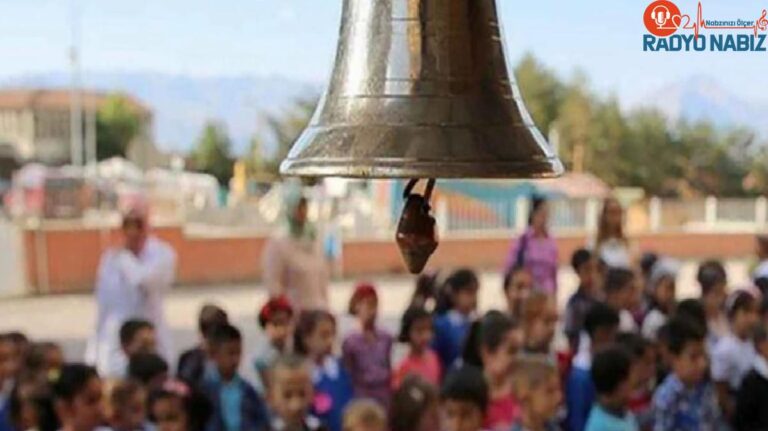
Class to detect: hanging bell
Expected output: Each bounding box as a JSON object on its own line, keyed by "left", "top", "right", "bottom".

{"left": 280, "top": 0, "right": 563, "bottom": 179}
{"left": 396, "top": 179, "right": 439, "bottom": 274}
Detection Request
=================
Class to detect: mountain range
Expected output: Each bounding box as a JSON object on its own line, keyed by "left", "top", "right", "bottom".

{"left": 2, "top": 72, "right": 766, "bottom": 155}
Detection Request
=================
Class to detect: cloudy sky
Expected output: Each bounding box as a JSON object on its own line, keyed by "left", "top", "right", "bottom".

{"left": 2, "top": 0, "right": 767, "bottom": 104}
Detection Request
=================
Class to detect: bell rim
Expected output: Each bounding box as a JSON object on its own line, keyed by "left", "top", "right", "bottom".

{"left": 279, "top": 157, "right": 564, "bottom": 179}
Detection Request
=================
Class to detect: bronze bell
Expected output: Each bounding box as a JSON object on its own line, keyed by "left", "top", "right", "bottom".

{"left": 396, "top": 179, "right": 439, "bottom": 274}
{"left": 280, "top": 0, "right": 564, "bottom": 179}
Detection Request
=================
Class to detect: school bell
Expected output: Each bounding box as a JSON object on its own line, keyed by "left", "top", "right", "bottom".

{"left": 280, "top": 0, "right": 564, "bottom": 273}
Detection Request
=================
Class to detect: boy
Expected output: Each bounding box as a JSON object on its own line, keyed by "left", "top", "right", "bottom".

{"left": 109, "top": 379, "right": 150, "bottom": 431}
{"left": 268, "top": 354, "right": 326, "bottom": 431}
{"left": 440, "top": 365, "right": 488, "bottom": 431}
{"left": 202, "top": 323, "right": 269, "bottom": 431}
{"left": 586, "top": 347, "right": 638, "bottom": 431}
{"left": 566, "top": 302, "right": 620, "bottom": 431}
{"left": 564, "top": 248, "right": 600, "bottom": 351}
{"left": 433, "top": 269, "right": 479, "bottom": 369}
{"left": 616, "top": 333, "right": 655, "bottom": 430}
{"left": 128, "top": 352, "right": 169, "bottom": 389}
{"left": 653, "top": 317, "right": 720, "bottom": 431}
{"left": 603, "top": 268, "right": 639, "bottom": 333}
{"left": 510, "top": 357, "right": 562, "bottom": 431}
{"left": 735, "top": 326, "right": 768, "bottom": 430}
{"left": 178, "top": 303, "right": 228, "bottom": 386}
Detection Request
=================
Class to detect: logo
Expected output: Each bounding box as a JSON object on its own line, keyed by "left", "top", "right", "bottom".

{"left": 644, "top": 0, "right": 682, "bottom": 37}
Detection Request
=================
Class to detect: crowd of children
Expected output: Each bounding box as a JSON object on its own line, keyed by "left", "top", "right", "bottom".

{"left": 8, "top": 237, "right": 768, "bottom": 431}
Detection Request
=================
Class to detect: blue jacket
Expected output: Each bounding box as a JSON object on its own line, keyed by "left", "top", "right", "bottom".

{"left": 565, "top": 365, "right": 595, "bottom": 431}
{"left": 311, "top": 356, "right": 353, "bottom": 431}
{"left": 201, "top": 366, "right": 269, "bottom": 431}
{"left": 432, "top": 311, "right": 472, "bottom": 370}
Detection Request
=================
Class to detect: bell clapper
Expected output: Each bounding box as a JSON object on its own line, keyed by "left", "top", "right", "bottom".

{"left": 395, "top": 178, "right": 439, "bottom": 274}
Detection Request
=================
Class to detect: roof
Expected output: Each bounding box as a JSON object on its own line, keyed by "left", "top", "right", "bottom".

{"left": 0, "top": 88, "right": 150, "bottom": 114}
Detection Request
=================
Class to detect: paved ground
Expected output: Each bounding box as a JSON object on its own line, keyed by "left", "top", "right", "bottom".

{"left": 0, "top": 260, "right": 753, "bottom": 379}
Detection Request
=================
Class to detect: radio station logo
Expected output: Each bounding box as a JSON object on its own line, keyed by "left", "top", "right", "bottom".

{"left": 643, "top": 1, "right": 768, "bottom": 52}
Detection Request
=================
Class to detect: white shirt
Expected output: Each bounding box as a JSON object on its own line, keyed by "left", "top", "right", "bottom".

{"left": 642, "top": 309, "right": 668, "bottom": 340}
{"left": 85, "top": 236, "right": 177, "bottom": 377}
{"left": 711, "top": 333, "right": 756, "bottom": 390}
{"left": 620, "top": 309, "right": 638, "bottom": 333}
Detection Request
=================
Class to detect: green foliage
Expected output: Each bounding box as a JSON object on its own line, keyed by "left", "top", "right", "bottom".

{"left": 192, "top": 122, "right": 234, "bottom": 187}
{"left": 96, "top": 94, "right": 141, "bottom": 160}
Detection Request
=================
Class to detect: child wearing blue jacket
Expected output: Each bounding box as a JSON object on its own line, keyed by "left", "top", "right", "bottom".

{"left": 432, "top": 269, "right": 480, "bottom": 370}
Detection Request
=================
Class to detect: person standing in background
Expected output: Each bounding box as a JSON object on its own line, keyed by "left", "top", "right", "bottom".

{"left": 593, "top": 197, "right": 635, "bottom": 270}
{"left": 86, "top": 204, "right": 177, "bottom": 378}
{"left": 262, "top": 186, "right": 329, "bottom": 311}
{"left": 505, "top": 196, "right": 558, "bottom": 295}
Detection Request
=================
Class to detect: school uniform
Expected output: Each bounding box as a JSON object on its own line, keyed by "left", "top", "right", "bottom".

{"left": 432, "top": 310, "right": 472, "bottom": 370}
{"left": 201, "top": 364, "right": 269, "bottom": 431}
{"left": 711, "top": 333, "right": 756, "bottom": 392}
{"left": 585, "top": 405, "right": 639, "bottom": 431}
{"left": 310, "top": 356, "right": 353, "bottom": 431}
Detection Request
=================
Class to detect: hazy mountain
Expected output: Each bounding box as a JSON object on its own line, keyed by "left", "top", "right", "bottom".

{"left": 0, "top": 72, "right": 321, "bottom": 154}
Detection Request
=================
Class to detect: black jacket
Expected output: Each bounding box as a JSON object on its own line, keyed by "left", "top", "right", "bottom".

{"left": 735, "top": 368, "right": 768, "bottom": 431}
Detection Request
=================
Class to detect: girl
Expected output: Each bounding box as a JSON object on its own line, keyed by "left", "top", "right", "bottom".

{"left": 520, "top": 291, "right": 558, "bottom": 355}
{"left": 433, "top": 269, "right": 479, "bottom": 370}
{"left": 503, "top": 266, "right": 534, "bottom": 320}
{"left": 462, "top": 311, "right": 523, "bottom": 431}
{"left": 697, "top": 260, "right": 729, "bottom": 350}
{"left": 593, "top": 197, "right": 634, "bottom": 270}
{"left": 389, "top": 375, "right": 439, "bottom": 431}
{"left": 148, "top": 379, "right": 211, "bottom": 431}
{"left": 51, "top": 364, "right": 105, "bottom": 431}
{"left": 342, "top": 283, "right": 393, "bottom": 408}
{"left": 393, "top": 306, "right": 441, "bottom": 388}
{"left": 253, "top": 295, "right": 295, "bottom": 394}
{"left": 296, "top": 310, "right": 353, "bottom": 431}
{"left": 712, "top": 289, "right": 761, "bottom": 421}
{"left": 342, "top": 399, "right": 386, "bottom": 431}
{"left": 641, "top": 258, "right": 678, "bottom": 340}
{"left": 505, "top": 196, "right": 558, "bottom": 295}
{"left": 510, "top": 357, "right": 562, "bottom": 431}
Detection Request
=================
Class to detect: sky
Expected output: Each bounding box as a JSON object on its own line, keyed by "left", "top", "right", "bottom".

{"left": 1, "top": 0, "right": 768, "bottom": 105}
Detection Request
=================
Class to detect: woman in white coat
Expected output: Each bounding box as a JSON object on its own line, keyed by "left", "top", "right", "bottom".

{"left": 85, "top": 206, "right": 177, "bottom": 377}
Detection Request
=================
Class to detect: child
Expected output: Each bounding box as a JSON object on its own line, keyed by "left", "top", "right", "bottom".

{"left": 108, "top": 379, "right": 149, "bottom": 431}
{"left": 711, "top": 289, "right": 761, "bottom": 420}
{"left": 564, "top": 249, "right": 600, "bottom": 351}
{"left": 295, "top": 310, "right": 352, "bottom": 431}
{"left": 566, "top": 302, "right": 620, "bottom": 431}
{"left": 462, "top": 311, "right": 522, "bottom": 431}
{"left": 120, "top": 319, "right": 157, "bottom": 359}
{"left": 6, "top": 374, "right": 57, "bottom": 431}
{"left": 267, "top": 354, "right": 326, "bottom": 431}
{"left": 521, "top": 291, "right": 558, "bottom": 355}
{"left": 503, "top": 266, "right": 534, "bottom": 320}
{"left": 177, "top": 303, "right": 228, "bottom": 387}
{"left": 433, "top": 269, "right": 479, "bottom": 370}
{"left": 201, "top": 324, "right": 269, "bottom": 431}
{"left": 253, "top": 296, "right": 294, "bottom": 394}
{"left": 128, "top": 353, "right": 169, "bottom": 389}
{"left": 342, "top": 399, "right": 386, "bottom": 431}
{"left": 510, "top": 357, "right": 562, "bottom": 431}
{"left": 603, "top": 268, "right": 639, "bottom": 333}
{"left": 389, "top": 375, "right": 439, "bottom": 431}
{"left": 653, "top": 316, "right": 720, "bottom": 431}
{"left": 0, "top": 333, "right": 21, "bottom": 408}
{"left": 641, "top": 258, "right": 678, "bottom": 340}
{"left": 342, "top": 283, "right": 393, "bottom": 407}
{"left": 697, "top": 260, "right": 729, "bottom": 351}
{"left": 25, "top": 342, "right": 65, "bottom": 380}
{"left": 392, "top": 306, "right": 441, "bottom": 388}
{"left": 52, "top": 363, "right": 105, "bottom": 431}
{"left": 148, "top": 379, "right": 211, "bottom": 431}
{"left": 616, "top": 333, "right": 655, "bottom": 431}
{"left": 440, "top": 365, "right": 488, "bottom": 431}
{"left": 585, "top": 346, "right": 638, "bottom": 431}
{"left": 735, "top": 326, "right": 768, "bottom": 430}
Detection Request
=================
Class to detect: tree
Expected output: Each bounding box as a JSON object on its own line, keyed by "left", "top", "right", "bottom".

{"left": 192, "top": 122, "right": 234, "bottom": 187}
{"left": 514, "top": 52, "right": 565, "bottom": 134}
{"left": 261, "top": 97, "right": 318, "bottom": 175}
{"left": 556, "top": 74, "right": 592, "bottom": 172}
{"left": 96, "top": 94, "right": 142, "bottom": 160}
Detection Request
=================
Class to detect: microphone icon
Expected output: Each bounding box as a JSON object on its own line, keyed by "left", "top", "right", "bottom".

{"left": 652, "top": 5, "right": 671, "bottom": 27}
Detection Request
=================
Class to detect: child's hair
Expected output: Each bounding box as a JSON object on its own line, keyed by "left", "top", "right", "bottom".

{"left": 726, "top": 289, "right": 759, "bottom": 320}
{"left": 148, "top": 379, "right": 211, "bottom": 431}
{"left": 389, "top": 375, "right": 438, "bottom": 431}
{"left": 398, "top": 306, "right": 432, "bottom": 343}
{"left": 604, "top": 267, "right": 635, "bottom": 295}
{"left": 571, "top": 248, "right": 593, "bottom": 272}
{"left": 198, "top": 303, "right": 228, "bottom": 337}
{"left": 521, "top": 290, "right": 551, "bottom": 324}
{"left": 502, "top": 265, "right": 528, "bottom": 293}
{"left": 119, "top": 319, "right": 154, "bottom": 348}
{"left": 7, "top": 332, "right": 29, "bottom": 349}
{"left": 697, "top": 260, "right": 727, "bottom": 295}
{"left": 294, "top": 310, "right": 336, "bottom": 356}
{"left": 348, "top": 282, "right": 378, "bottom": 315}
{"left": 615, "top": 332, "right": 651, "bottom": 360}
{"left": 270, "top": 353, "right": 309, "bottom": 379}
{"left": 462, "top": 310, "right": 516, "bottom": 368}
{"left": 591, "top": 346, "right": 632, "bottom": 396}
{"left": 207, "top": 323, "right": 242, "bottom": 350}
{"left": 440, "top": 365, "right": 489, "bottom": 412}
{"left": 343, "top": 399, "right": 386, "bottom": 431}
{"left": 640, "top": 253, "right": 659, "bottom": 279}
{"left": 52, "top": 363, "right": 98, "bottom": 402}
{"left": 127, "top": 353, "right": 169, "bottom": 386}
{"left": 675, "top": 299, "right": 707, "bottom": 330}
{"left": 435, "top": 268, "right": 479, "bottom": 315}
{"left": 258, "top": 296, "right": 294, "bottom": 329}
{"left": 584, "top": 302, "right": 620, "bottom": 338}
{"left": 663, "top": 316, "right": 706, "bottom": 356}
{"left": 411, "top": 271, "right": 440, "bottom": 309}
{"left": 510, "top": 356, "right": 557, "bottom": 398}
{"left": 24, "top": 342, "right": 61, "bottom": 376}
{"left": 110, "top": 379, "right": 143, "bottom": 410}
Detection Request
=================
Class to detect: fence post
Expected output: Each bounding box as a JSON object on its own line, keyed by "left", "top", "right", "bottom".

{"left": 649, "top": 197, "right": 661, "bottom": 232}
{"left": 435, "top": 198, "right": 449, "bottom": 237}
{"left": 515, "top": 197, "right": 529, "bottom": 232}
{"left": 705, "top": 196, "right": 718, "bottom": 228}
{"left": 585, "top": 198, "right": 600, "bottom": 233}
{"left": 756, "top": 196, "right": 768, "bottom": 229}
